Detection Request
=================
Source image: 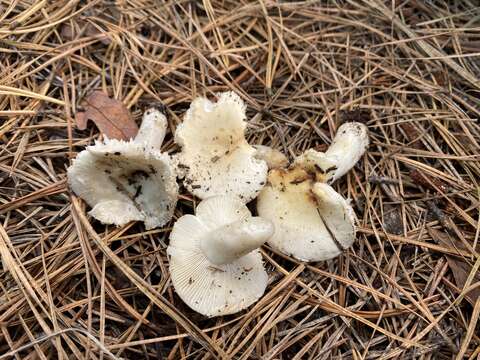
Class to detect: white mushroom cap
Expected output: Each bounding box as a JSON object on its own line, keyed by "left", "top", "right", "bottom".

{"left": 167, "top": 196, "right": 273, "bottom": 317}
{"left": 295, "top": 122, "right": 369, "bottom": 183}
{"left": 312, "top": 182, "right": 356, "bottom": 250}
{"left": 256, "top": 167, "right": 356, "bottom": 262}
{"left": 174, "top": 92, "right": 268, "bottom": 203}
{"left": 256, "top": 122, "right": 367, "bottom": 262}
{"left": 68, "top": 108, "right": 178, "bottom": 229}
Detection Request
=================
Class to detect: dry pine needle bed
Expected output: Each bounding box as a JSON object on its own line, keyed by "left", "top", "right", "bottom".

{"left": 0, "top": 0, "right": 480, "bottom": 359}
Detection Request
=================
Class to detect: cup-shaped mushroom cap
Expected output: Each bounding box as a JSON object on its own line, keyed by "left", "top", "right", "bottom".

{"left": 167, "top": 196, "right": 272, "bottom": 317}
{"left": 67, "top": 108, "right": 178, "bottom": 229}
{"left": 174, "top": 92, "right": 268, "bottom": 203}
{"left": 256, "top": 168, "right": 356, "bottom": 262}
{"left": 68, "top": 139, "right": 178, "bottom": 229}
{"left": 295, "top": 122, "right": 368, "bottom": 183}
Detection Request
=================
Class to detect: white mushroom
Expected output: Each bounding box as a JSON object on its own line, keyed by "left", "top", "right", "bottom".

{"left": 257, "top": 122, "right": 368, "bottom": 262}
{"left": 68, "top": 108, "right": 178, "bottom": 229}
{"left": 167, "top": 195, "right": 273, "bottom": 317}
{"left": 174, "top": 92, "right": 268, "bottom": 203}
{"left": 295, "top": 122, "right": 369, "bottom": 183}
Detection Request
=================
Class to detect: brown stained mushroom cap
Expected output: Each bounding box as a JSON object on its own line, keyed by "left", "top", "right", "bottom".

{"left": 256, "top": 122, "right": 367, "bottom": 262}
{"left": 257, "top": 168, "right": 355, "bottom": 261}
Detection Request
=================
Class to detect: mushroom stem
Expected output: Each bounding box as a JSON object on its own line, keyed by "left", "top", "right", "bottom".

{"left": 253, "top": 145, "right": 289, "bottom": 169}
{"left": 134, "top": 108, "right": 168, "bottom": 149}
{"left": 200, "top": 217, "right": 274, "bottom": 265}
{"left": 295, "top": 122, "right": 368, "bottom": 182}
{"left": 322, "top": 122, "right": 368, "bottom": 181}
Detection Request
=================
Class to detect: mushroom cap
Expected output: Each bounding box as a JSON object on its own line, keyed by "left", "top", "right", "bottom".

{"left": 256, "top": 167, "right": 356, "bottom": 262}
{"left": 167, "top": 196, "right": 269, "bottom": 317}
{"left": 174, "top": 92, "right": 268, "bottom": 203}
{"left": 68, "top": 138, "right": 178, "bottom": 229}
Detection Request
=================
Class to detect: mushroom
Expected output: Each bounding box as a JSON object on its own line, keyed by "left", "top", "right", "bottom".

{"left": 174, "top": 92, "right": 268, "bottom": 203}
{"left": 257, "top": 122, "right": 368, "bottom": 262}
{"left": 167, "top": 195, "right": 273, "bottom": 317}
{"left": 68, "top": 108, "right": 178, "bottom": 229}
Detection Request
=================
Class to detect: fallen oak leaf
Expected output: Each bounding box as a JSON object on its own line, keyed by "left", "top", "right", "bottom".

{"left": 428, "top": 227, "right": 480, "bottom": 306}
{"left": 339, "top": 108, "right": 371, "bottom": 124}
{"left": 75, "top": 91, "right": 138, "bottom": 140}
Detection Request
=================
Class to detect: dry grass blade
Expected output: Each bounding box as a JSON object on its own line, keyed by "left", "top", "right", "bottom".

{"left": 0, "top": 0, "right": 479, "bottom": 358}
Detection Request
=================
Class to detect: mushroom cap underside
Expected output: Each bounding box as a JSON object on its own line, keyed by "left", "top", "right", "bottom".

{"left": 68, "top": 139, "right": 178, "bottom": 229}
{"left": 257, "top": 168, "right": 355, "bottom": 262}
{"left": 167, "top": 196, "right": 268, "bottom": 317}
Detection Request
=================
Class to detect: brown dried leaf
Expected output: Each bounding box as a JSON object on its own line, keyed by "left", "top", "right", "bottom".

{"left": 75, "top": 91, "right": 138, "bottom": 140}
{"left": 400, "top": 122, "right": 423, "bottom": 149}
{"left": 61, "top": 21, "right": 111, "bottom": 45}
{"left": 428, "top": 228, "right": 480, "bottom": 305}
{"left": 410, "top": 169, "right": 449, "bottom": 193}
{"left": 339, "top": 109, "right": 371, "bottom": 124}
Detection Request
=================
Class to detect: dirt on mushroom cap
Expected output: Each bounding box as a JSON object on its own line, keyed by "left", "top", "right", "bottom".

{"left": 257, "top": 166, "right": 356, "bottom": 262}
{"left": 174, "top": 92, "right": 268, "bottom": 202}
{"left": 68, "top": 139, "right": 178, "bottom": 229}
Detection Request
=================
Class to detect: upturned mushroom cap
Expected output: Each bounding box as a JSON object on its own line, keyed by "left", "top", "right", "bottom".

{"left": 256, "top": 122, "right": 367, "bottom": 262}
{"left": 295, "top": 122, "right": 369, "bottom": 183}
{"left": 167, "top": 196, "right": 273, "bottom": 317}
{"left": 174, "top": 92, "right": 268, "bottom": 203}
{"left": 256, "top": 168, "right": 355, "bottom": 261}
{"left": 68, "top": 108, "right": 178, "bottom": 229}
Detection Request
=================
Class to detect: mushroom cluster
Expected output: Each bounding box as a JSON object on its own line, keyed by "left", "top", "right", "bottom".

{"left": 68, "top": 92, "right": 369, "bottom": 317}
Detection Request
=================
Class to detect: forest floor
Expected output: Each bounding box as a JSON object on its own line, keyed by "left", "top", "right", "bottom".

{"left": 0, "top": 1, "right": 479, "bottom": 359}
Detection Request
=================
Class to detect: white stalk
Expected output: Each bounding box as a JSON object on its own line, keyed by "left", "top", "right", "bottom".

{"left": 200, "top": 217, "right": 274, "bottom": 265}
{"left": 134, "top": 108, "right": 168, "bottom": 149}
{"left": 295, "top": 122, "right": 368, "bottom": 183}
{"left": 322, "top": 122, "right": 369, "bottom": 182}
{"left": 253, "top": 145, "right": 288, "bottom": 169}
